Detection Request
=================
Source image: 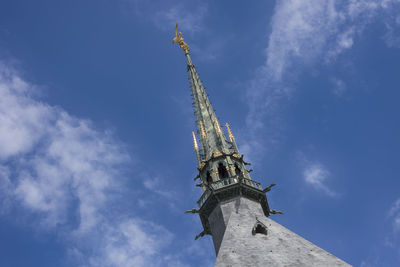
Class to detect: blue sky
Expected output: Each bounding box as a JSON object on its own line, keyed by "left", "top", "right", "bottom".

{"left": 0, "top": 0, "right": 400, "bottom": 266}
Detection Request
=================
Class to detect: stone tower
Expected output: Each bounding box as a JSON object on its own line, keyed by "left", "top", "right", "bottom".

{"left": 173, "top": 25, "right": 351, "bottom": 267}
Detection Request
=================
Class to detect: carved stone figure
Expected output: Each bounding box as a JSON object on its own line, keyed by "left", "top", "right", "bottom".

{"left": 172, "top": 24, "right": 190, "bottom": 52}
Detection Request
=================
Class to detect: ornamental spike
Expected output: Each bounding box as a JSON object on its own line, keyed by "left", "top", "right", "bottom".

{"left": 226, "top": 122, "right": 239, "bottom": 153}
{"left": 192, "top": 131, "right": 201, "bottom": 165}
{"left": 215, "top": 120, "right": 222, "bottom": 135}
{"left": 200, "top": 121, "right": 207, "bottom": 139}
{"left": 192, "top": 131, "right": 199, "bottom": 151}
{"left": 226, "top": 123, "right": 235, "bottom": 142}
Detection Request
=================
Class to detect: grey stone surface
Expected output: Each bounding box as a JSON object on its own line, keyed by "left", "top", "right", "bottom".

{"left": 208, "top": 203, "right": 227, "bottom": 254}
{"left": 212, "top": 197, "right": 351, "bottom": 267}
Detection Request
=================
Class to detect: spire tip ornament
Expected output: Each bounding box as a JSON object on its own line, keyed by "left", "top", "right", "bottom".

{"left": 172, "top": 23, "right": 190, "bottom": 52}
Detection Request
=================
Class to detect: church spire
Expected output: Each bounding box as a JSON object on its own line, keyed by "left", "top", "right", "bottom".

{"left": 172, "top": 24, "right": 230, "bottom": 160}
{"left": 185, "top": 51, "right": 230, "bottom": 159}
{"left": 173, "top": 22, "right": 272, "bottom": 208}
{"left": 172, "top": 24, "right": 351, "bottom": 267}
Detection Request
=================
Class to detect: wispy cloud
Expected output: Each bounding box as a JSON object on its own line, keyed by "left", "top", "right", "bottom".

{"left": 388, "top": 198, "right": 400, "bottom": 232}
{"left": 153, "top": 3, "right": 207, "bottom": 35}
{"left": 267, "top": 0, "right": 400, "bottom": 81}
{"left": 266, "top": 0, "right": 339, "bottom": 81}
{"left": 0, "top": 62, "right": 182, "bottom": 266}
{"left": 331, "top": 77, "right": 347, "bottom": 97}
{"left": 143, "top": 175, "right": 177, "bottom": 200}
{"left": 242, "top": 0, "right": 400, "bottom": 161}
{"left": 383, "top": 14, "right": 400, "bottom": 48}
{"left": 382, "top": 198, "right": 400, "bottom": 260}
{"left": 82, "top": 219, "right": 174, "bottom": 266}
{"left": 296, "top": 152, "right": 338, "bottom": 197}
{"left": 303, "top": 162, "right": 337, "bottom": 197}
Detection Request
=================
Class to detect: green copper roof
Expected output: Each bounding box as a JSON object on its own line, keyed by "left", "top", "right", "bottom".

{"left": 185, "top": 52, "right": 230, "bottom": 159}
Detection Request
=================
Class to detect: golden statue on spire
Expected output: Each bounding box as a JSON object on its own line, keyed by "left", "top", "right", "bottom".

{"left": 172, "top": 24, "right": 190, "bottom": 52}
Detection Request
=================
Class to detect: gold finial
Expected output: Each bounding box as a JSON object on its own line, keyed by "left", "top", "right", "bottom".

{"left": 215, "top": 120, "right": 222, "bottom": 135}
{"left": 226, "top": 123, "right": 235, "bottom": 142}
{"left": 200, "top": 121, "right": 207, "bottom": 139}
{"left": 192, "top": 131, "right": 199, "bottom": 151}
{"left": 172, "top": 23, "right": 190, "bottom": 52}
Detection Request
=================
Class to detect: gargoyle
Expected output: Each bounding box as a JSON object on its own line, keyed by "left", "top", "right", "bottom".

{"left": 270, "top": 209, "right": 283, "bottom": 215}
{"left": 185, "top": 208, "right": 199, "bottom": 214}
{"left": 195, "top": 230, "right": 206, "bottom": 240}
{"left": 262, "top": 183, "right": 276, "bottom": 193}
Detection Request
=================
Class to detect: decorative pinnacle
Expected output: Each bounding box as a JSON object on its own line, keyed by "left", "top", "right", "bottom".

{"left": 192, "top": 131, "right": 199, "bottom": 151}
{"left": 225, "top": 123, "right": 235, "bottom": 142}
{"left": 192, "top": 131, "right": 201, "bottom": 165}
{"left": 172, "top": 23, "right": 190, "bottom": 52}
{"left": 226, "top": 122, "right": 239, "bottom": 153}
{"left": 215, "top": 120, "right": 222, "bottom": 135}
{"left": 200, "top": 121, "right": 207, "bottom": 139}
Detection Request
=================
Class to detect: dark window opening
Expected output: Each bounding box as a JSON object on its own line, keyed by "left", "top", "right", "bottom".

{"left": 252, "top": 222, "right": 268, "bottom": 236}
{"left": 234, "top": 163, "right": 241, "bottom": 176}
{"left": 206, "top": 171, "right": 212, "bottom": 184}
{"left": 218, "top": 162, "right": 229, "bottom": 179}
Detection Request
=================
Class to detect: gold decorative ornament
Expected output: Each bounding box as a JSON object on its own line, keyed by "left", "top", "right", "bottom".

{"left": 200, "top": 121, "right": 207, "bottom": 139}
{"left": 192, "top": 131, "right": 199, "bottom": 151}
{"left": 172, "top": 24, "right": 190, "bottom": 52}
{"left": 232, "top": 153, "right": 241, "bottom": 159}
{"left": 199, "top": 162, "right": 206, "bottom": 169}
{"left": 214, "top": 150, "right": 222, "bottom": 157}
{"left": 215, "top": 120, "right": 223, "bottom": 135}
{"left": 226, "top": 123, "right": 235, "bottom": 142}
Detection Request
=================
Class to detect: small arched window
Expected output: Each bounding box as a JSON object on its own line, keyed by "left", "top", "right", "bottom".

{"left": 252, "top": 220, "right": 268, "bottom": 236}
{"left": 218, "top": 162, "right": 229, "bottom": 179}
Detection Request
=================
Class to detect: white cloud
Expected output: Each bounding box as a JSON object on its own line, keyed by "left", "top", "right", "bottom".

{"left": 153, "top": 3, "right": 207, "bottom": 35}
{"left": 86, "top": 219, "right": 174, "bottom": 267}
{"left": 143, "top": 176, "right": 177, "bottom": 200}
{"left": 297, "top": 152, "right": 338, "bottom": 197}
{"left": 388, "top": 198, "right": 400, "bottom": 232}
{"left": 384, "top": 198, "right": 400, "bottom": 257}
{"left": 266, "top": 0, "right": 400, "bottom": 81}
{"left": 0, "top": 63, "right": 179, "bottom": 266}
{"left": 331, "top": 77, "right": 347, "bottom": 96}
{"left": 0, "top": 65, "right": 50, "bottom": 159}
{"left": 0, "top": 165, "right": 12, "bottom": 211}
{"left": 243, "top": 0, "right": 400, "bottom": 160}
{"left": 266, "top": 0, "right": 340, "bottom": 81}
{"left": 384, "top": 14, "right": 400, "bottom": 48}
{"left": 303, "top": 162, "right": 337, "bottom": 197}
